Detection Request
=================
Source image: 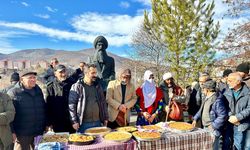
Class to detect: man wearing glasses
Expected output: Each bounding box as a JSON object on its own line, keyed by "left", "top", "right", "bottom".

{"left": 106, "top": 69, "right": 137, "bottom": 129}
{"left": 7, "top": 71, "right": 47, "bottom": 150}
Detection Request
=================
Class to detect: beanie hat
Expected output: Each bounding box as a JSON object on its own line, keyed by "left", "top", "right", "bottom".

{"left": 236, "top": 62, "right": 249, "bottom": 74}
{"left": 10, "top": 72, "right": 20, "bottom": 82}
{"left": 223, "top": 69, "right": 233, "bottom": 77}
{"left": 163, "top": 72, "right": 173, "bottom": 80}
{"left": 202, "top": 80, "right": 216, "bottom": 90}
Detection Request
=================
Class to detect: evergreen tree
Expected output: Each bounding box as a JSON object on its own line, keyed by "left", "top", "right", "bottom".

{"left": 143, "top": 0, "right": 220, "bottom": 84}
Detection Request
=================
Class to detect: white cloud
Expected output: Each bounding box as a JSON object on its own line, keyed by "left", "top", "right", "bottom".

{"left": 45, "top": 6, "right": 58, "bottom": 13}
{"left": 21, "top": 2, "right": 29, "bottom": 7}
{"left": 34, "top": 14, "right": 50, "bottom": 19}
{"left": 0, "top": 30, "right": 31, "bottom": 54}
{"left": 133, "top": 0, "right": 151, "bottom": 6}
{"left": 120, "top": 1, "right": 130, "bottom": 9}
{"left": 71, "top": 12, "right": 143, "bottom": 36}
{"left": 0, "top": 11, "right": 144, "bottom": 47}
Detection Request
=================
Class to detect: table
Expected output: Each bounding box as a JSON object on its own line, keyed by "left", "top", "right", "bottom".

{"left": 35, "top": 135, "right": 137, "bottom": 150}
{"left": 136, "top": 128, "right": 215, "bottom": 150}
{"left": 68, "top": 136, "right": 137, "bottom": 150}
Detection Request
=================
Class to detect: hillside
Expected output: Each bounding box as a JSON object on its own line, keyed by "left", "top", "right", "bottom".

{"left": 0, "top": 48, "right": 131, "bottom": 70}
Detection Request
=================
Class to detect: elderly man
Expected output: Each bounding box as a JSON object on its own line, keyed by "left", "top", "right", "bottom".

{"left": 159, "top": 72, "right": 185, "bottom": 121}
{"left": 106, "top": 69, "right": 137, "bottom": 129}
{"left": 192, "top": 80, "right": 228, "bottom": 150}
{"left": 224, "top": 72, "right": 250, "bottom": 150}
{"left": 90, "top": 36, "right": 115, "bottom": 95}
{"left": 0, "top": 92, "right": 15, "bottom": 150}
{"left": 68, "top": 64, "right": 108, "bottom": 133}
{"left": 46, "top": 64, "right": 75, "bottom": 133}
{"left": 7, "top": 71, "right": 47, "bottom": 150}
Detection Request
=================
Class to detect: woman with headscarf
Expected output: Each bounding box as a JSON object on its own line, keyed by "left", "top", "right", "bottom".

{"left": 135, "top": 70, "right": 164, "bottom": 125}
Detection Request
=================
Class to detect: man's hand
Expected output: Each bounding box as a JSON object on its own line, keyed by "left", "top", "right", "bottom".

{"left": 148, "top": 113, "right": 156, "bottom": 123}
{"left": 72, "top": 123, "right": 80, "bottom": 131}
{"left": 104, "top": 120, "right": 108, "bottom": 127}
{"left": 228, "top": 115, "right": 239, "bottom": 125}
{"left": 192, "top": 120, "right": 197, "bottom": 127}
{"left": 165, "top": 106, "right": 169, "bottom": 112}
{"left": 12, "top": 133, "right": 17, "bottom": 143}
{"left": 142, "top": 112, "right": 151, "bottom": 120}
{"left": 119, "top": 104, "right": 127, "bottom": 113}
{"left": 208, "top": 125, "right": 214, "bottom": 131}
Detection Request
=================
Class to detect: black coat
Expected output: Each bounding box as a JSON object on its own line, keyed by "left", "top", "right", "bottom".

{"left": 7, "top": 83, "right": 46, "bottom": 136}
{"left": 46, "top": 77, "right": 75, "bottom": 133}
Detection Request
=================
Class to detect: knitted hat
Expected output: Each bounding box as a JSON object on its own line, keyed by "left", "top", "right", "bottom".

{"left": 222, "top": 69, "right": 233, "bottom": 77}
{"left": 236, "top": 62, "right": 249, "bottom": 74}
{"left": 163, "top": 72, "right": 173, "bottom": 80}
{"left": 10, "top": 72, "right": 20, "bottom": 82}
{"left": 202, "top": 80, "right": 216, "bottom": 90}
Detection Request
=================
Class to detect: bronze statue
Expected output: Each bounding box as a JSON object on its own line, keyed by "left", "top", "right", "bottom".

{"left": 90, "top": 36, "right": 115, "bottom": 92}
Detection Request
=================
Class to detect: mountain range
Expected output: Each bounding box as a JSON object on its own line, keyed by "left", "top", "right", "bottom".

{"left": 0, "top": 48, "right": 131, "bottom": 70}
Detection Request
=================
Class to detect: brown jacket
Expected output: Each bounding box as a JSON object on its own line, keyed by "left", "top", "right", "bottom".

{"left": 106, "top": 80, "right": 137, "bottom": 122}
{"left": 0, "top": 92, "right": 15, "bottom": 149}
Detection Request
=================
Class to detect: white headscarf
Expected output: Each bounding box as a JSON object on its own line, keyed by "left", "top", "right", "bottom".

{"left": 142, "top": 70, "right": 156, "bottom": 108}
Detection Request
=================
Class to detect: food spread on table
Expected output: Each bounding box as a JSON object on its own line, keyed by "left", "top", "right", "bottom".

{"left": 84, "top": 127, "right": 111, "bottom": 136}
{"left": 132, "top": 131, "right": 161, "bottom": 141}
{"left": 104, "top": 131, "right": 132, "bottom": 142}
{"left": 142, "top": 125, "right": 162, "bottom": 130}
{"left": 116, "top": 126, "right": 137, "bottom": 132}
{"left": 168, "top": 122, "right": 194, "bottom": 131}
{"left": 41, "top": 134, "right": 69, "bottom": 143}
{"left": 69, "top": 134, "right": 94, "bottom": 142}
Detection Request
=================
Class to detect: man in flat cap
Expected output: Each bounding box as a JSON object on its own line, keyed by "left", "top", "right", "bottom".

{"left": 192, "top": 80, "right": 228, "bottom": 150}
{"left": 46, "top": 64, "right": 75, "bottom": 133}
{"left": 89, "top": 36, "right": 115, "bottom": 95}
{"left": 7, "top": 71, "right": 47, "bottom": 150}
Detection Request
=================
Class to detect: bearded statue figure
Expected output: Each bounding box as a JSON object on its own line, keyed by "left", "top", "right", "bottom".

{"left": 90, "top": 36, "right": 115, "bottom": 93}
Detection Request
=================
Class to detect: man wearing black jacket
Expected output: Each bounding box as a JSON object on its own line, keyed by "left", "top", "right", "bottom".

{"left": 7, "top": 71, "right": 47, "bottom": 150}
{"left": 46, "top": 64, "right": 75, "bottom": 133}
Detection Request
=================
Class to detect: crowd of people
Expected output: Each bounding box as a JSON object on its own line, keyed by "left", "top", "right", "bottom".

{"left": 0, "top": 36, "right": 249, "bottom": 150}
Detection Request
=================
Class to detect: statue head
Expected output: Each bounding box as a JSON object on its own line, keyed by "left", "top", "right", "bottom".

{"left": 93, "top": 36, "right": 108, "bottom": 51}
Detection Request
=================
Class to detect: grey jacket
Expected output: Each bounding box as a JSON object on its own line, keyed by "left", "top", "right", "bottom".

{"left": 0, "top": 92, "right": 15, "bottom": 149}
{"left": 224, "top": 83, "right": 250, "bottom": 131}
{"left": 68, "top": 79, "right": 108, "bottom": 125}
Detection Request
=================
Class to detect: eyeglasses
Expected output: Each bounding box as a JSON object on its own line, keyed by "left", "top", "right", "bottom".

{"left": 122, "top": 76, "right": 131, "bottom": 79}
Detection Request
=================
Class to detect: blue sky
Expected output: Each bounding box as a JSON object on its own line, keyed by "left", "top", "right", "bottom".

{"left": 0, "top": 0, "right": 249, "bottom": 57}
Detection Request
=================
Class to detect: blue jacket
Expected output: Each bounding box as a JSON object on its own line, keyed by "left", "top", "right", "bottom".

{"left": 224, "top": 83, "right": 250, "bottom": 131}
{"left": 194, "top": 92, "right": 228, "bottom": 136}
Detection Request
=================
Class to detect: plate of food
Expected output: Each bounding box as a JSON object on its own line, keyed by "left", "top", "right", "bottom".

{"left": 68, "top": 134, "right": 95, "bottom": 145}
{"left": 104, "top": 131, "right": 132, "bottom": 143}
{"left": 116, "top": 126, "right": 137, "bottom": 133}
{"left": 167, "top": 122, "right": 194, "bottom": 133}
{"left": 142, "top": 125, "right": 163, "bottom": 131}
{"left": 132, "top": 131, "right": 161, "bottom": 141}
{"left": 41, "top": 133, "right": 69, "bottom": 143}
{"left": 84, "top": 127, "right": 111, "bottom": 136}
